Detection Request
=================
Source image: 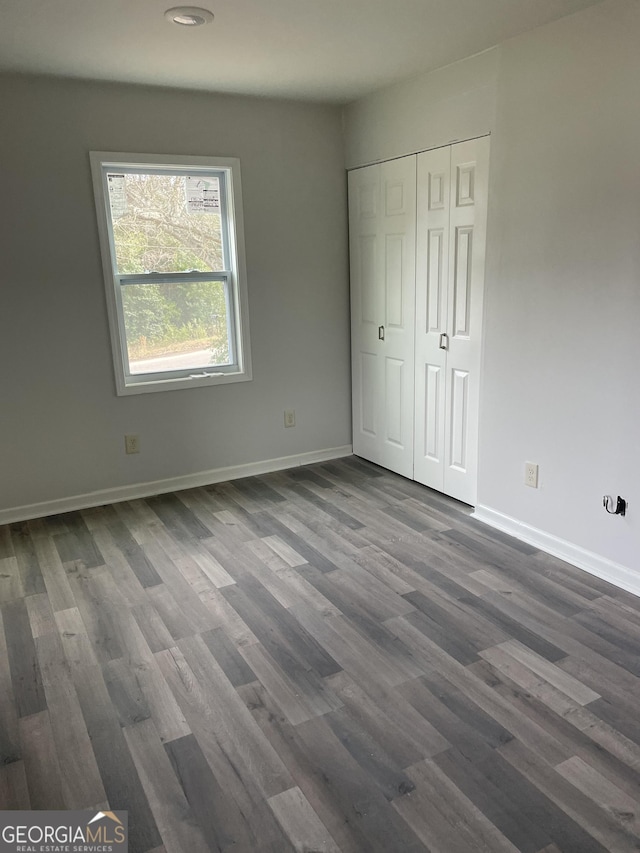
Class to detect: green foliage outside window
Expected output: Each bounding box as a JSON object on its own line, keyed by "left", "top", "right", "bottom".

{"left": 112, "top": 174, "right": 229, "bottom": 363}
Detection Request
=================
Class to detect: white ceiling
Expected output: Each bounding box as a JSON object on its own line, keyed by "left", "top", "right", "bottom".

{"left": 0, "top": 0, "right": 603, "bottom": 103}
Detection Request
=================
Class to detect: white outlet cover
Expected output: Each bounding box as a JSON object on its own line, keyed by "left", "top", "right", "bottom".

{"left": 525, "top": 462, "right": 538, "bottom": 488}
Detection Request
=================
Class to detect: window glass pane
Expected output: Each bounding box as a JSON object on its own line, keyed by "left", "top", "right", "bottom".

{"left": 107, "top": 173, "right": 224, "bottom": 274}
{"left": 122, "top": 280, "right": 231, "bottom": 375}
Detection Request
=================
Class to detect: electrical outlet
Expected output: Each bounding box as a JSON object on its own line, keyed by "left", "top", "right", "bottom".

{"left": 525, "top": 462, "right": 538, "bottom": 488}
{"left": 125, "top": 434, "right": 140, "bottom": 454}
{"left": 284, "top": 409, "right": 296, "bottom": 428}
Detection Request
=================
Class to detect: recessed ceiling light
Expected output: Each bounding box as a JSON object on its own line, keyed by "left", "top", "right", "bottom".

{"left": 164, "top": 6, "right": 214, "bottom": 26}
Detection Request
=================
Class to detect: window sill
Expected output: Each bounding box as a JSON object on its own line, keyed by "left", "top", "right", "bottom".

{"left": 116, "top": 368, "right": 253, "bottom": 396}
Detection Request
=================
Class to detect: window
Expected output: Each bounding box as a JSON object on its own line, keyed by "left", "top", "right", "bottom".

{"left": 90, "top": 152, "right": 252, "bottom": 394}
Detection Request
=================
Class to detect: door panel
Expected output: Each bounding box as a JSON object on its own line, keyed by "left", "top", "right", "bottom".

{"left": 385, "top": 357, "right": 405, "bottom": 447}
{"left": 415, "top": 137, "right": 489, "bottom": 504}
{"left": 349, "top": 165, "right": 382, "bottom": 463}
{"left": 443, "top": 137, "right": 489, "bottom": 504}
{"left": 359, "top": 351, "right": 377, "bottom": 436}
{"left": 426, "top": 229, "right": 445, "bottom": 333}
{"left": 453, "top": 226, "right": 473, "bottom": 337}
{"left": 449, "top": 367, "right": 469, "bottom": 471}
{"left": 385, "top": 235, "right": 405, "bottom": 328}
{"left": 380, "top": 156, "right": 416, "bottom": 477}
{"left": 424, "top": 363, "right": 443, "bottom": 462}
{"left": 414, "top": 145, "right": 451, "bottom": 491}
{"left": 359, "top": 236, "right": 378, "bottom": 324}
{"left": 349, "top": 156, "right": 416, "bottom": 478}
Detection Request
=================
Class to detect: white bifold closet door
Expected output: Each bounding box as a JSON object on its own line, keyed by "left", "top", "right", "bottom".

{"left": 348, "top": 155, "right": 416, "bottom": 479}
{"left": 414, "top": 137, "right": 490, "bottom": 505}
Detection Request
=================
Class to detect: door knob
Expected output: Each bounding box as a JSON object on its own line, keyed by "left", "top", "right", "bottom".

{"left": 378, "top": 325, "right": 385, "bottom": 341}
{"left": 439, "top": 332, "right": 448, "bottom": 350}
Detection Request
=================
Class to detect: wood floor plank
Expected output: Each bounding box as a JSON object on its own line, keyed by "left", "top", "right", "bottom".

{"left": 105, "top": 518, "right": 163, "bottom": 588}
{"left": 0, "top": 760, "right": 31, "bottom": 809}
{"left": 469, "top": 744, "right": 611, "bottom": 853}
{"left": 131, "top": 600, "right": 176, "bottom": 653}
{"left": 156, "top": 646, "right": 297, "bottom": 851}
{"left": 124, "top": 719, "right": 211, "bottom": 853}
{"left": 110, "top": 604, "right": 191, "bottom": 745}
{"left": 350, "top": 544, "right": 417, "bottom": 596}
{"left": 279, "top": 715, "right": 427, "bottom": 853}
{"left": 297, "top": 564, "right": 424, "bottom": 682}
{"left": 1, "top": 598, "right": 47, "bottom": 718}
{"left": 157, "top": 642, "right": 287, "bottom": 797}
{"left": 283, "top": 481, "right": 366, "bottom": 531}
{"left": 0, "top": 556, "right": 24, "bottom": 603}
{"left": 89, "top": 524, "right": 150, "bottom": 605}
{"left": 141, "top": 539, "right": 218, "bottom": 634}
{"left": 34, "top": 632, "right": 107, "bottom": 809}
{"left": 496, "top": 639, "right": 601, "bottom": 705}
{"left": 72, "top": 663, "right": 163, "bottom": 853}
{"left": 284, "top": 502, "right": 374, "bottom": 558}
{"left": 55, "top": 606, "right": 99, "bottom": 668}
{"left": 403, "top": 588, "right": 508, "bottom": 654}
{"left": 66, "top": 568, "right": 124, "bottom": 663}
{"left": 200, "top": 625, "right": 257, "bottom": 687}
{"left": 237, "top": 475, "right": 289, "bottom": 506}
{"left": 268, "top": 785, "right": 342, "bottom": 853}
{"left": 32, "top": 534, "right": 76, "bottom": 612}
{"left": 398, "top": 673, "right": 514, "bottom": 759}
{"left": 177, "top": 634, "right": 294, "bottom": 797}
{"left": 196, "top": 585, "right": 261, "bottom": 649}
{"left": 0, "top": 524, "right": 14, "bottom": 559}
{"left": 555, "top": 755, "right": 640, "bottom": 837}
{"left": 394, "top": 757, "right": 521, "bottom": 853}
{"left": 103, "top": 657, "right": 152, "bottom": 727}
{"left": 243, "top": 539, "right": 322, "bottom": 609}
{"left": 467, "top": 658, "right": 640, "bottom": 801}
{"left": 221, "top": 582, "right": 345, "bottom": 720}
{"left": 309, "top": 561, "right": 416, "bottom": 622}
{"left": 0, "top": 605, "right": 21, "bottom": 766}
{"left": 25, "top": 592, "right": 57, "bottom": 638}
{"left": 261, "top": 533, "right": 309, "bottom": 567}
{"left": 18, "top": 711, "right": 65, "bottom": 809}
{"left": 431, "top": 747, "right": 550, "bottom": 853}
{"left": 53, "top": 513, "right": 104, "bottom": 568}
{"left": 324, "top": 706, "right": 417, "bottom": 801}
{"left": 239, "top": 641, "right": 320, "bottom": 725}
{"left": 146, "top": 492, "right": 213, "bottom": 542}
{"left": 387, "top": 615, "right": 575, "bottom": 767}
{"left": 325, "top": 670, "right": 449, "bottom": 768}
{"left": 461, "top": 591, "right": 568, "bottom": 662}
{"left": 10, "top": 523, "right": 46, "bottom": 597}
{"left": 239, "top": 680, "right": 366, "bottom": 853}
{"left": 478, "top": 645, "right": 585, "bottom": 718}
{"left": 165, "top": 733, "right": 258, "bottom": 852}
{"left": 222, "top": 574, "right": 343, "bottom": 679}
{"left": 146, "top": 582, "right": 199, "bottom": 641}
{"left": 499, "top": 738, "right": 634, "bottom": 853}
{"left": 179, "top": 539, "right": 236, "bottom": 589}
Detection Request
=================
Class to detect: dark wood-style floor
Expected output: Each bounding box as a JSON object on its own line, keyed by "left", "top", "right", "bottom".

{"left": 1, "top": 457, "right": 640, "bottom": 852}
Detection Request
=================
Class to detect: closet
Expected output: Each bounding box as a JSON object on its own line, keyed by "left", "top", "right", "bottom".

{"left": 349, "top": 136, "right": 489, "bottom": 505}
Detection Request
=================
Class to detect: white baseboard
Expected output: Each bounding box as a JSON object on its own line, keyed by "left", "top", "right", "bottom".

{"left": 472, "top": 504, "right": 639, "bottom": 598}
{"left": 0, "top": 445, "right": 353, "bottom": 526}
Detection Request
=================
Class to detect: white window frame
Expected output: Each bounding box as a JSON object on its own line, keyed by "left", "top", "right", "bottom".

{"left": 90, "top": 151, "right": 252, "bottom": 395}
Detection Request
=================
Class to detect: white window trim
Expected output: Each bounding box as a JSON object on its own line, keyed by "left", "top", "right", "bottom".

{"left": 90, "top": 151, "right": 252, "bottom": 395}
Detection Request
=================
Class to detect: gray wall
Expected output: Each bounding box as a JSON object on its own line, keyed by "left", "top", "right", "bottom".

{"left": 344, "top": 48, "right": 498, "bottom": 169}
{"left": 344, "top": 0, "right": 640, "bottom": 576}
{"left": 0, "top": 75, "right": 351, "bottom": 515}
